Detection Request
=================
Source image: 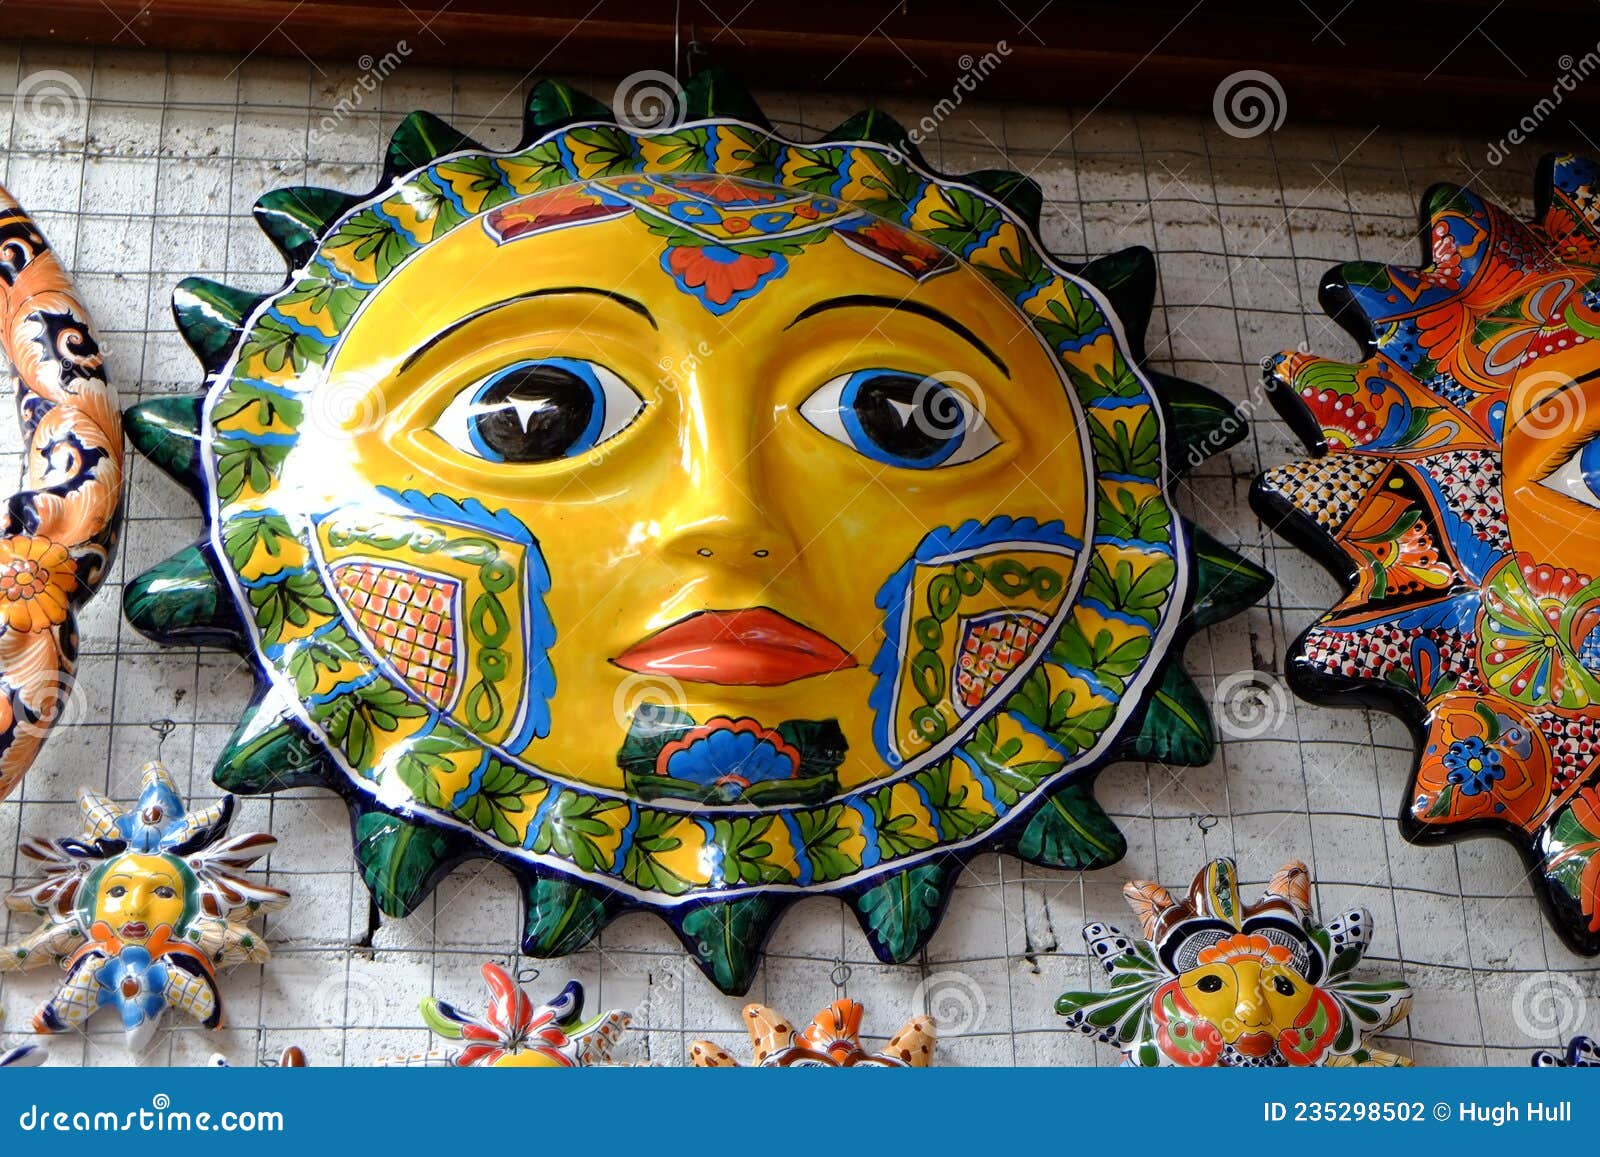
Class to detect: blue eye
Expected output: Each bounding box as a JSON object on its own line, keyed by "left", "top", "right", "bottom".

{"left": 1540, "top": 436, "right": 1600, "bottom": 509}
{"left": 433, "top": 357, "right": 643, "bottom": 463}
{"left": 799, "top": 369, "right": 998, "bottom": 469}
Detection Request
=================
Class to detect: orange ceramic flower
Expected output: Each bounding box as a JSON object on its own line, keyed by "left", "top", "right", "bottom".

{"left": 0, "top": 537, "right": 76, "bottom": 632}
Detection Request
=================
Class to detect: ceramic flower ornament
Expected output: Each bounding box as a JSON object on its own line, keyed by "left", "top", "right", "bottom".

{"left": 1057, "top": 859, "right": 1412, "bottom": 1067}
{"left": 1251, "top": 154, "right": 1600, "bottom": 955}
{"left": 690, "top": 999, "right": 936, "bottom": 1067}
{"left": 120, "top": 69, "right": 1270, "bottom": 992}
{"left": 379, "top": 965, "right": 628, "bottom": 1067}
{"left": 0, "top": 185, "right": 123, "bottom": 800}
{"left": 0, "top": 761, "right": 288, "bottom": 1050}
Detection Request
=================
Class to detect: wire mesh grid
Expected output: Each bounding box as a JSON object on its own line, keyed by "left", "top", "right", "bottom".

{"left": 0, "top": 40, "right": 1594, "bottom": 1068}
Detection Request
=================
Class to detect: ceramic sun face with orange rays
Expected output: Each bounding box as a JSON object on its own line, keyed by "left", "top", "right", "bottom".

{"left": 1252, "top": 154, "right": 1600, "bottom": 955}
{"left": 690, "top": 999, "right": 935, "bottom": 1067}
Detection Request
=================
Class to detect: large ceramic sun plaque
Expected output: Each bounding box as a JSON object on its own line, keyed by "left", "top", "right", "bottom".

{"left": 1252, "top": 154, "right": 1600, "bottom": 955}
{"left": 123, "top": 71, "right": 1269, "bottom": 992}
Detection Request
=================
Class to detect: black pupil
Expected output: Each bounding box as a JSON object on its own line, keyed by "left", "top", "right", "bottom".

{"left": 472, "top": 363, "right": 595, "bottom": 461}
{"left": 1273, "top": 976, "right": 1295, "bottom": 996}
{"left": 852, "top": 373, "right": 961, "bottom": 461}
{"left": 1197, "top": 974, "right": 1223, "bottom": 993}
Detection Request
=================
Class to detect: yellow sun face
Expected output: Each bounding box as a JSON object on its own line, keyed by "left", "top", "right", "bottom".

{"left": 289, "top": 184, "right": 1087, "bottom": 791}
{"left": 124, "top": 76, "right": 1268, "bottom": 991}
{"left": 94, "top": 853, "right": 186, "bottom": 944}
{"left": 1177, "top": 957, "right": 1314, "bottom": 1046}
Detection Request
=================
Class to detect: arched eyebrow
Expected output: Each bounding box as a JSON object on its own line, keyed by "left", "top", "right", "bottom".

{"left": 399, "top": 287, "right": 657, "bottom": 373}
{"left": 784, "top": 294, "right": 1010, "bottom": 377}
{"left": 1525, "top": 365, "right": 1600, "bottom": 413}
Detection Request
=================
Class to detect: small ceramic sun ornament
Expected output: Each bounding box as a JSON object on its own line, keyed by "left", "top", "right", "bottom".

{"left": 1252, "top": 154, "right": 1600, "bottom": 955}
{"left": 690, "top": 999, "right": 935, "bottom": 1067}
{"left": 120, "top": 67, "right": 1270, "bottom": 993}
{"left": 0, "top": 186, "right": 123, "bottom": 800}
{"left": 0, "top": 761, "right": 288, "bottom": 1050}
{"left": 1057, "top": 859, "right": 1412, "bottom": 1067}
{"left": 378, "top": 964, "right": 628, "bottom": 1067}
{"left": 1533, "top": 1035, "right": 1600, "bottom": 1067}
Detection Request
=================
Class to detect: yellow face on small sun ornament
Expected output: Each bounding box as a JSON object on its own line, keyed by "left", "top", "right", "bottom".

{"left": 123, "top": 72, "right": 1267, "bottom": 991}
{"left": 94, "top": 854, "right": 186, "bottom": 945}
{"left": 0, "top": 761, "right": 287, "bottom": 1051}
{"left": 1059, "top": 860, "right": 1413, "bottom": 1067}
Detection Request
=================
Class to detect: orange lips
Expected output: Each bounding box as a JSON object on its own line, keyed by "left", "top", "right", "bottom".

{"left": 1233, "top": 1031, "right": 1275, "bottom": 1058}
{"left": 613, "top": 607, "right": 856, "bottom": 687}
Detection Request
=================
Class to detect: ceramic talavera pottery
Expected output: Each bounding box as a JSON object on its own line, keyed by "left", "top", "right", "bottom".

{"left": 1532, "top": 1035, "right": 1599, "bottom": 1066}
{"left": 1251, "top": 154, "right": 1600, "bottom": 955}
{"left": 0, "top": 760, "right": 288, "bottom": 1051}
{"left": 1057, "top": 859, "right": 1412, "bottom": 1066}
{"left": 209, "top": 1046, "right": 307, "bottom": 1067}
{"left": 119, "top": 67, "right": 1270, "bottom": 993}
{"left": 0, "top": 1012, "right": 45, "bottom": 1068}
{"left": 377, "top": 964, "right": 628, "bottom": 1066}
{"left": 0, "top": 185, "right": 123, "bottom": 800}
{"left": 690, "top": 999, "right": 936, "bottom": 1067}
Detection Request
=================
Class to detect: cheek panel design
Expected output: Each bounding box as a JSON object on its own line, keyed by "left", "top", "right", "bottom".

{"left": 313, "top": 489, "right": 555, "bottom": 754}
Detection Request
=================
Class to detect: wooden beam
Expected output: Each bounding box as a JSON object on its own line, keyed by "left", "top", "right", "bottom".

{"left": 5, "top": 0, "right": 1597, "bottom": 130}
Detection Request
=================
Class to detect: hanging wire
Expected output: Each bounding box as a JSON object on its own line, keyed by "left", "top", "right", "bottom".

{"left": 829, "top": 959, "right": 851, "bottom": 994}
{"left": 149, "top": 717, "right": 177, "bottom": 760}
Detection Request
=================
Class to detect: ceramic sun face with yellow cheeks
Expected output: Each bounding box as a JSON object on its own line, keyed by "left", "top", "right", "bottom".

{"left": 1253, "top": 154, "right": 1600, "bottom": 957}
{"left": 0, "top": 762, "right": 288, "bottom": 1052}
{"left": 122, "top": 70, "right": 1269, "bottom": 992}
{"left": 1058, "top": 860, "right": 1413, "bottom": 1067}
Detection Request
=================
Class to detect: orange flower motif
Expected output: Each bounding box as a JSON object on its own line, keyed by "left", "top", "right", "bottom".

{"left": 0, "top": 536, "right": 76, "bottom": 632}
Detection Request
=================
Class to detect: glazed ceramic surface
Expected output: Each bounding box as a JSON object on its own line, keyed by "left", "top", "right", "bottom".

{"left": 210, "top": 1046, "right": 307, "bottom": 1067}
{"left": 0, "top": 1012, "right": 45, "bottom": 1068}
{"left": 1252, "top": 154, "right": 1600, "bottom": 955}
{"left": 0, "top": 185, "right": 123, "bottom": 800}
{"left": 120, "top": 70, "right": 1269, "bottom": 993}
{"left": 690, "top": 998, "right": 935, "bottom": 1066}
{"left": 0, "top": 1043, "right": 44, "bottom": 1067}
{"left": 378, "top": 964, "right": 627, "bottom": 1066}
{"left": 1532, "top": 1034, "right": 1600, "bottom": 1066}
{"left": 0, "top": 761, "right": 287, "bottom": 1050}
{"left": 1057, "top": 859, "right": 1413, "bottom": 1067}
